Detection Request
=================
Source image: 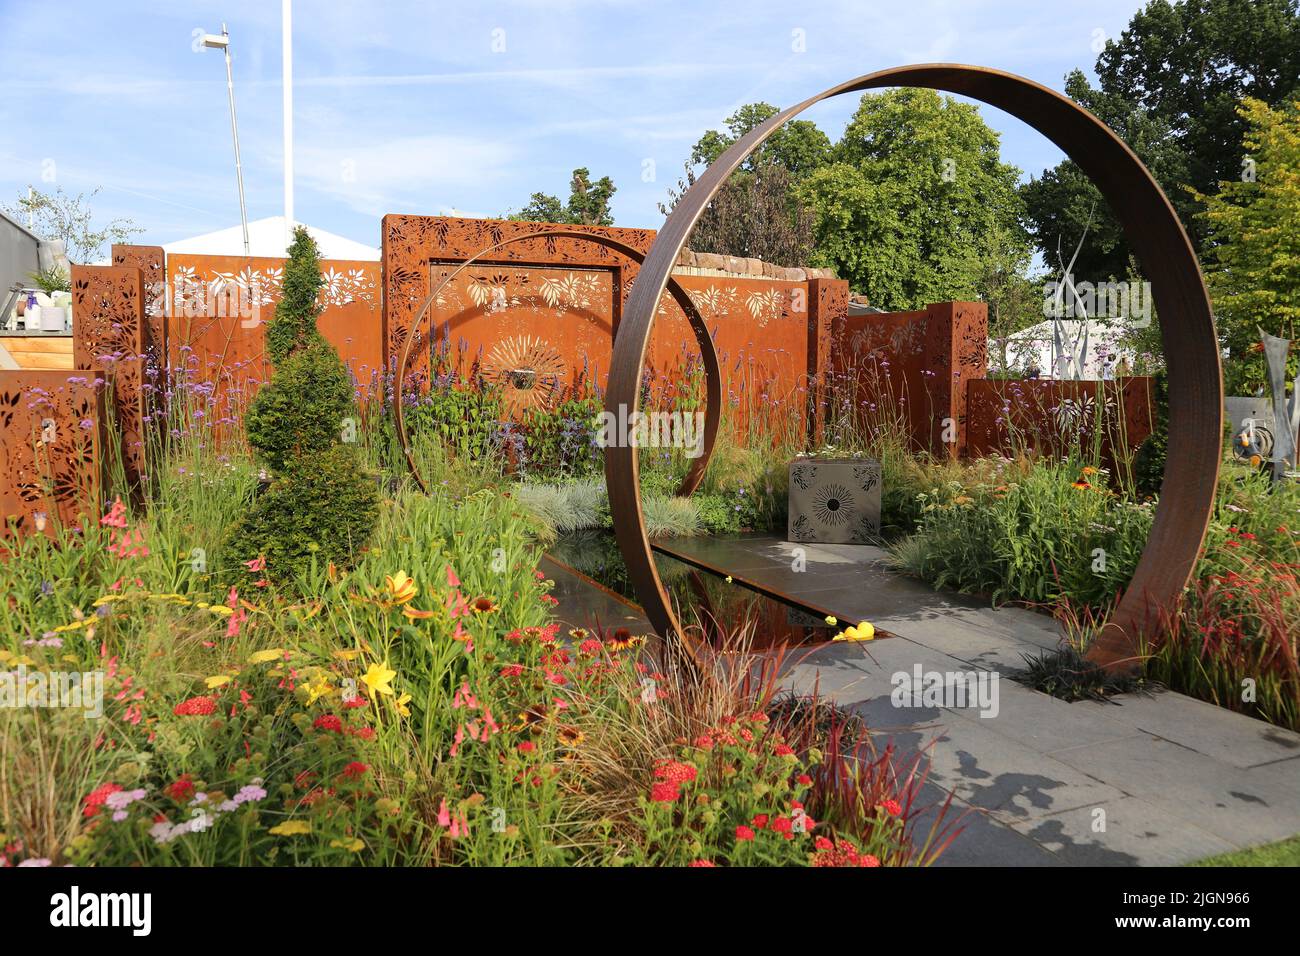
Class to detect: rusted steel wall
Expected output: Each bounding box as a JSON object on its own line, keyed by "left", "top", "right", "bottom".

{"left": 165, "top": 254, "right": 383, "bottom": 417}
{"left": 0, "top": 370, "right": 105, "bottom": 540}
{"left": 965, "top": 376, "right": 1155, "bottom": 461}
{"left": 111, "top": 244, "right": 167, "bottom": 370}
{"left": 383, "top": 215, "right": 844, "bottom": 444}
{"left": 71, "top": 264, "right": 148, "bottom": 491}
{"left": 831, "top": 301, "right": 988, "bottom": 455}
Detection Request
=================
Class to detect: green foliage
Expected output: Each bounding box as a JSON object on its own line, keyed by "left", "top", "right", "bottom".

{"left": 892, "top": 458, "right": 1155, "bottom": 607}
{"left": 225, "top": 445, "right": 380, "bottom": 580}
{"left": 690, "top": 102, "right": 832, "bottom": 178}
{"left": 797, "top": 88, "right": 1028, "bottom": 307}
{"left": 232, "top": 227, "right": 377, "bottom": 581}
{"left": 1195, "top": 97, "right": 1300, "bottom": 393}
{"left": 4, "top": 185, "right": 142, "bottom": 262}
{"left": 1133, "top": 370, "right": 1169, "bottom": 498}
{"left": 513, "top": 167, "right": 617, "bottom": 226}
{"left": 244, "top": 342, "right": 353, "bottom": 473}
{"left": 519, "top": 395, "right": 603, "bottom": 479}
{"left": 28, "top": 265, "right": 70, "bottom": 294}
{"left": 1023, "top": 0, "right": 1300, "bottom": 272}
{"left": 404, "top": 382, "right": 504, "bottom": 462}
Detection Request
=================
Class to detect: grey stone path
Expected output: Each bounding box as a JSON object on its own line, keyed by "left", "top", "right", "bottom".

{"left": 652, "top": 534, "right": 1300, "bottom": 866}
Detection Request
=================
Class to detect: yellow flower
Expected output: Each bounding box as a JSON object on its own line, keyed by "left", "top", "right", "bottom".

{"left": 329, "top": 838, "right": 365, "bottom": 852}
{"left": 269, "top": 820, "right": 312, "bottom": 836}
{"left": 725, "top": 576, "right": 733, "bottom": 584}
{"left": 361, "top": 661, "right": 396, "bottom": 699}
{"left": 208, "top": 604, "right": 234, "bottom": 618}
{"left": 333, "top": 648, "right": 361, "bottom": 661}
{"left": 205, "top": 674, "right": 233, "bottom": 689}
{"left": 248, "top": 648, "right": 285, "bottom": 664}
{"left": 824, "top": 616, "right": 837, "bottom": 627}
{"left": 385, "top": 571, "right": 418, "bottom": 605}
{"left": 304, "top": 672, "right": 334, "bottom": 706}
{"left": 394, "top": 692, "right": 412, "bottom": 718}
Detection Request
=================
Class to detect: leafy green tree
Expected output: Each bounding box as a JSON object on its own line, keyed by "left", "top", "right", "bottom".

{"left": 796, "top": 88, "right": 1028, "bottom": 309}
{"left": 513, "top": 167, "right": 617, "bottom": 226}
{"left": 690, "top": 102, "right": 832, "bottom": 178}
{"left": 977, "top": 224, "right": 1044, "bottom": 374}
{"left": 4, "top": 186, "right": 142, "bottom": 263}
{"left": 1195, "top": 97, "right": 1300, "bottom": 392}
{"left": 1023, "top": 0, "right": 1300, "bottom": 275}
{"left": 665, "top": 102, "right": 828, "bottom": 263}
{"left": 228, "top": 227, "right": 378, "bottom": 582}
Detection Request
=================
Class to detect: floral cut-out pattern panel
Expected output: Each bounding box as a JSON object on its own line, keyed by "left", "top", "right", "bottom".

{"left": 72, "top": 265, "right": 148, "bottom": 492}
{"left": 0, "top": 371, "right": 104, "bottom": 541}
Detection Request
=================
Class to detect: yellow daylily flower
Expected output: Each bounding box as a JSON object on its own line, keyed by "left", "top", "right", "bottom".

{"left": 394, "top": 692, "right": 412, "bottom": 718}
{"left": 360, "top": 661, "right": 396, "bottom": 699}
{"left": 304, "top": 673, "right": 334, "bottom": 706}
{"left": 385, "top": 571, "right": 418, "bottom": 605}
{"left": 269, "top": 820, "right": 312, "bottom": 836}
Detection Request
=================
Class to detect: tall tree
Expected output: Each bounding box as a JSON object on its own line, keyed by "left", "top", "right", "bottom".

{"left": 796, "top": 88, "right": 1028, "bottom": 309}
{"left": 689, "top": 102, "right": 832, "bottom": 177}
{"left": 513, "top": 167, "right": 617, "bottom": 226}
{"left": 1194, "top": 97, "right": 1300, "bottom": 392}
{"left": 1022, "top": 0, "right": 1300, "bottom": 277}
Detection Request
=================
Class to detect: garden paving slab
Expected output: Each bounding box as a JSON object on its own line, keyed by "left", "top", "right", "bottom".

{"left": 1078, "top": 689, "right": 1300, "bottom": 769}
{"left": 1003, "top": 796, "right": 1240, "bottom": 866}
{"left": 1048, "top": 734, "right": 1300, "bottom": 849}
{"left": 599, "top": 534, "right": 1300, "bottom": 864}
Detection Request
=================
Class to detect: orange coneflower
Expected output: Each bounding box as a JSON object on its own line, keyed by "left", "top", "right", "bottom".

{"left": 557, "top": 725, "right": 585, "bottom": 747}
{"left": 471, "top": 596, "right": 499, "bottom": 614}
{"left": 1072, "top": 479, "right": 1091, "bottom": 490}
{"left": 605, "top": 628, "right": 646, "bottom": 651}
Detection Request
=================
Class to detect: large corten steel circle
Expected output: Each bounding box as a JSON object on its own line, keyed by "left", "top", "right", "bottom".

{"left": 605, "top": 64, "right": 1222, "bottom": 669}
{"left": 393, "top": 229, "right": 721, "bottom": 498}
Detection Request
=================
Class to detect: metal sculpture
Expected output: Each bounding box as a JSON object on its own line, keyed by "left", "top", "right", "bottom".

{"left": 393, "top": 229, "right": 721, "bottom": 497}
{"left": 605, "top": 64, "right": 1222, "bottom": 671}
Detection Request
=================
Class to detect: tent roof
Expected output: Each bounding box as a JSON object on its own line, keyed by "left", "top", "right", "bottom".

{"left": 162, "top": 216, "right": 379, "bottom": 261}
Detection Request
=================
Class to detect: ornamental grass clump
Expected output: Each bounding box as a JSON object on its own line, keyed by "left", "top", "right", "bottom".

{"left": 228, "top": 227, "right": 378, "bottom": 581}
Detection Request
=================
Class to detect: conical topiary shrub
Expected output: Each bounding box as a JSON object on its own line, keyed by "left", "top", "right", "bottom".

{"left": 226, "top": 227, "right": 378, "bottom": 581}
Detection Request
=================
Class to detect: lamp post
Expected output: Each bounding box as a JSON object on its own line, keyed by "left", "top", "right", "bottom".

{"left": 201, "top": 25, "right": 250, "bottom": 256}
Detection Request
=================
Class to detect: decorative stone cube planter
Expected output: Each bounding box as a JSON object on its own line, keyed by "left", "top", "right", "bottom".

{"left": 787, "top": 457, "right": 882, "bottom": 544}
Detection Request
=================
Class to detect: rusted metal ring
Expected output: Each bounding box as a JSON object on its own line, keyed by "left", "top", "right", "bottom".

{"left": 393, "top": 228, "right": 721, "bottom": 498}
{"left": 605, "top": 64, "right": 1221, "bottom": 668}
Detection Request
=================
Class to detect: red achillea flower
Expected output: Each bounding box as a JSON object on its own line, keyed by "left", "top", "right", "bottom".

{"left": 83, "top": 782, "right": 123, "bottom": 818}
{"left": 343, "top": 695, "right": 370, "bottom": 709}
{"left": 650, "top": 781, "right": 681, "bottom": 803}
{"left": 862, "top": 854, "right": 881, "bottom": 867}
{"left": 294, "top": 770, "right": 318, "bottom": 790}
{"left": 165, "top": 775, "right": 195, "bottom": 802}
{"left": 735, "top": 825, "right": 756, "bottom": 842}
{"left": 517, "top": 741, "right": 535, "bottom": 753}
{"left": 694, "top": 735, "right": 714, "bottom": 750}
{"left": 313, "top": 714, "right": 343, "bottom": 733}
{"left": 340, "top": 761, "right": 369, "bottom": 780}
{"left": 654, "top": 760, "right": 698, "bottom": 784}
{"left": 881, "top": 799, "right": 903, "bottom": 817}
{"left": 752, "top": 813, "right": 770, "bottom": 830}
{"left": 772, "top": 816, "right": 794, "bottom": 836}
{"left": 797, "top": 774, "right": 813, "bottom": 786}
{"left": 499, "top": 664, "right": 525, "bottom": 678}
{"left": 579, "top": 638, "right": 603, "bottom": 656}
{"left": 815, "top": 836, "right": 833, "bottom": 851}
{"left": 773, "top": 743, "right": 795, "bottom": 757}
{"left": 173, "top": 696, "right": 216, "bottom": 717}
{"left": 689, "top": 859, "right": 716, "bottom": 867}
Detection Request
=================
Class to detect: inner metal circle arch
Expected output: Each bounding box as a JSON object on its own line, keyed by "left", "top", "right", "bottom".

{"left": 604, "top": 64, "right": 1222, "bottom": 668}
{"left": 392, "top": 228, "right": 722, "bottom": 498}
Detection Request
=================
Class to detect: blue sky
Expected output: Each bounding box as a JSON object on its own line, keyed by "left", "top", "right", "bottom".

{"left": 0, "top": 0, "right": 1150, "bottom": 252}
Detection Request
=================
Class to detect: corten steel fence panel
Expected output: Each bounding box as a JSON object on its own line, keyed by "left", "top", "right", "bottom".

{"left": 832, "top": 301, "right": 989, "bottom": 455}
{"left": 964, "top": 377, "right": 1155, "bottom": 464}
{"left": 392, "top": 229, "right": 722, "bottom": 500}
{"left": 165, "top": 254, "right": 383, "bottom": 421}
{"left": 606, "top": 65, "right": 1221, "bottom": 671}
{"left": 72, "top": 264, "right": 148, "bottom": 496}
{"left": 0, "top": 370, "right": 105, "bottom": 541}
